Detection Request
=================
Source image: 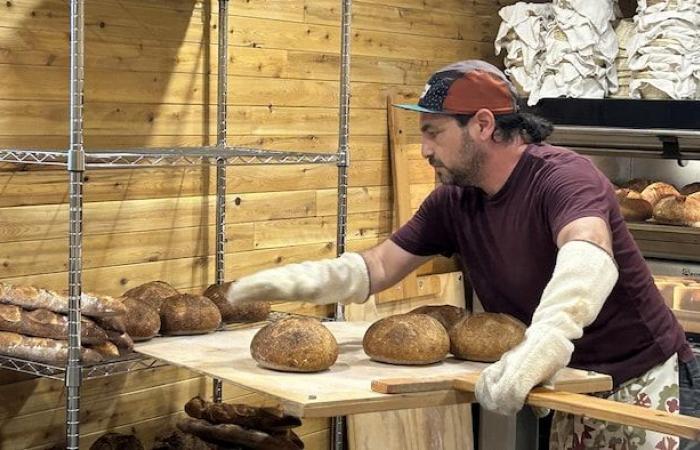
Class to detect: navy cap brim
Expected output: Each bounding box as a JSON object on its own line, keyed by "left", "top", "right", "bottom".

{"left": 393, "top": 103, "right": 444, "bottom": 114}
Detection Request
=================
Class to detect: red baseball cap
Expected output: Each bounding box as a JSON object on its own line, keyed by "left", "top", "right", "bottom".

{"left": 396, "top": 60, "right": 519, "bottom": 115}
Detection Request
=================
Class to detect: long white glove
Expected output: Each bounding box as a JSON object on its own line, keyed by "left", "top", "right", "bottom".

{"left": 225, "top": 252, "right": 370, "bottom": 306}
{"left": 475, "top": 240, "right": 619, "bottom": 416}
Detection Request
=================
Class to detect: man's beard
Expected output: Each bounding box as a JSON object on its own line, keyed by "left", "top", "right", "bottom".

{"left": 429, "top": 133, "right": 484, "bottom": 187}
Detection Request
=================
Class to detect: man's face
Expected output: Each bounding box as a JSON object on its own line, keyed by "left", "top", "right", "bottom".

{"left": 419, "top": 113, "right": 485, "bottom": 187}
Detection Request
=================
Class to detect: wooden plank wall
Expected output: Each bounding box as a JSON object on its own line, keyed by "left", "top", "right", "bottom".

{"left": 0, "top": 0, "right": 510, "bottom": 448}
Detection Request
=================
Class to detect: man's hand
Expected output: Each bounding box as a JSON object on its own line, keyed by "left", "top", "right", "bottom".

{"left": 225, "top": 252, "right": 370, "bottom": 306}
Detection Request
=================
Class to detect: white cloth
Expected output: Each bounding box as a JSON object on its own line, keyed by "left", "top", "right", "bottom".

{"left": 475, "top": 241, "right": 619, "bottom": 416}
{"left": 225, "top": 252, "right": 370, "bottom": 306}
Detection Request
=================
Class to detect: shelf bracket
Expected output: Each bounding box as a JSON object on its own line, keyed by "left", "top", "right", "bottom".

{"left": 658, "top": 135, "right": 687, "bottom": 167}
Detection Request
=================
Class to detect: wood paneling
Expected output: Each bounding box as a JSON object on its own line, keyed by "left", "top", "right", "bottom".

{"left": 0, "top": 0, "right": 504, "bottom": 446}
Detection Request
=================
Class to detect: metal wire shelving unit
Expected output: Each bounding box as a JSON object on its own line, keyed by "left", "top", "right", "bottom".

{"left": 0, "top": 0, "right": 352, "bottom": 448}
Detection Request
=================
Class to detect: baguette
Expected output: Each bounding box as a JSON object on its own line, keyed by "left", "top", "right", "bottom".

{"left": 105, "top": 330, "right": 134, "bottom": 352}
{"left": 86, "top": 341, "right": 120, "bottom": 360}
{"left": 177, "top": 417, "right": 304, "bottom": 450}
{"left": 0, "top": 283, "right": 126, "bottom": 317}
{"left": 0, "top": 331, "right": 103, "bottom": 364}
{"left": 185, "top": 396, "right": 301, "bottom": 431}
{"left": 0, "top": 304, "right": 108, "bottom": 344}
{"left": 92, "top": 315, "right": 127, "bottom": 333}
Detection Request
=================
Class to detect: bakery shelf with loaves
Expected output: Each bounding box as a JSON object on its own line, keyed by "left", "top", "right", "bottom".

{"left": 0, "top": 0, "right": 352, "bottom": 447}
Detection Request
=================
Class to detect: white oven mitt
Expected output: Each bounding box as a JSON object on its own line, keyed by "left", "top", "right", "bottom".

{"left": 475, "top": 240, "right": 619, "bottom": 416}
{"left": 225, "top": 252, "right": 370, "bottom": 306}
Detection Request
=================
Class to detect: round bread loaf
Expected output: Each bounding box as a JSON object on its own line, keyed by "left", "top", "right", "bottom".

{"left": 121, "top": 297, "right": 161, "bottom": 342}
{"left": 408, "top": 304, "right": 468, "bottom": 332}
{"left": 250, "top": 316, "right": 338, "bottom": 372}
{"left": 615, "top": 188, "right": 653, "bottom": 222}
{"left": 363, "top": 313, "right": 450, "bottom": 365}
{"left": 203, "top": 283, "right": 270, "bottom": 323}
{"left": 90, "top": 433, "right": 144, "bottom": 450}
{"left": 122, "top": 281, "right": 179, "bottom": 312}
{"left": 680, "top": 182, "right": 700, "bottom": 196}
{"left": 652, "top": 194, "right": 700, "bottom": 227}
{"left": 620, "top": 178, "right": 653, "bottom": 192}
{"left": 159, "top": 294, "right": 222, "bottom": 336}
{"left": 640, "top": 182, "right": 679, "bottom": 207}
{"left": 449, "top": 313, "right": 526, "bottom": 362}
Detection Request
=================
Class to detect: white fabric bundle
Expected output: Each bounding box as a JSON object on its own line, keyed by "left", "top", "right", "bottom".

{"left": 610, "top": 19, "right": 635, "bottom": 98}
{"left": 528, "top": 0, "right": 618, "bottom": 105}
{"left": 495, "top": 3, "right": 554, "bottom": 96}
{"left": 628, "top": 0, "right": 700, "bottom": 99}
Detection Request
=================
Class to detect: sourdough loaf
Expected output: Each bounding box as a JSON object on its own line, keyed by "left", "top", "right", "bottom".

{"left": 203, "top": 283, "right": 270, "bottom": 323}
{"left": 409, "top": 304, "right": 467, "bottom": 332}
{"left": 105, "top": 330, "right": 134, "bottom": 353}
{"left": 363, "top": 313, "right": 450, "bottom": 365}
{"left": 615, "top": 188, "right": 653, "bottom": 222}
{"left": 0, "top": 283, "right": 126, "bottom": 317}
{"left": 122, "top": 297, "right": 161, "bottom": 341}
{"left": 159, "top": 294, "right": 222, "bottom": 335}
{"left": 449, "top": 313, "right": 526, "bottom": 362}
{"left": 177, "top": 418, "right": 303, "bottom": 450}
{"left": 185, "top": 396, "right": 301, "bottom": 431}
{"left": 0, "top": 305, "right": 108, "bottom": 344}
{"left": 87, "top": 341, "right": 120, "bottom": 360}
{"left": 92, "top": 315, "right": 127, "bottom": 333}
{"left": 640, "top": 182, "right": 680, "bottom": 207}
{"left": 250, "top": 316, "right": 338, "bottom": 372}
{"left": 122, "top": 281, "right": 179, "bottom": 312}
{"left": 652, "top": 193, "right": 700, "bottom": 227}
{"left": 0, "top": 331, "right": 103, "bottom": 364}
{"left": 89, "top": 433, "right": 144, "bottom": 450}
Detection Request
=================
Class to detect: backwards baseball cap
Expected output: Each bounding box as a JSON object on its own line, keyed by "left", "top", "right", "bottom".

{"left": 396, "top": 60, "right": 519, "bottom": 115}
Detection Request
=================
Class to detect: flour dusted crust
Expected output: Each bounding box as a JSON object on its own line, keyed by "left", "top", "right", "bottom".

{"left": 122, "top": 281, "right": 179, "bottom": 312}
{"left": 640, "top": 182, "right": 680, "bottom": 207}
{"left": 251, "top": 316, "right": 338, "bottom": 372}
{"left": 203, "top": 283, "right": 270, "bottom": 323}
{"left": 122, "top": 297, "right": 161, "bottom": 342}
{"left": 652, "top": 193, "right": 700, "bottom": 227}
{"left": 0, "top": 283, "right": 126, "bottom": 317}
{"left": 0, "top": 304, "right": 108, "bottom": 344}
{"left": 159, "top": 294, "right": 222, "bottom": 336}
{"left": 615, "top": 188, "right": 653, "bottom": 222}
{"left": 363, "top": 313, "right": 450, "bottom": 365}
{"left": 449, "top": 313, "right": 526, "bottom": 362}
{"left": 408, "top": 304, "right": 468, "bottom": 332}
{"left": 0, "top": 331, "right": 103, "bottom": 364}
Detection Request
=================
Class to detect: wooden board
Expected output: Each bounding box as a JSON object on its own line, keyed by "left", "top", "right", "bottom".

{"left": 134, "top": 321, "right": 612, "bottom": 419}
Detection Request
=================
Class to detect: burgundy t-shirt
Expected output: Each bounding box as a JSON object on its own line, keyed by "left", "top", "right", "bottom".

{"left": 391, "top": 143, "right": 690, "bottom": 386}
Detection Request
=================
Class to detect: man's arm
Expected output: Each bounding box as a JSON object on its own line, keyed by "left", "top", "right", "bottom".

{"left": 361, "top": 240, "right": 433, "bottom": 295}
{"left": 556, "top": 216, "right": 613, "bottom": 254}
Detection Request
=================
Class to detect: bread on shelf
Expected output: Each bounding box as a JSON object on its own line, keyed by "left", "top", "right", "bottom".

{"left": 615, "top": 188, "right": 653, "bottom": 222}
{"left": 680, "top": 182, "right": 700, "bottom": 196}
{"left": 159, "top": 294, "right": 222, "bottom": 336}
{"left": 640, "top": 182, "right": 680, "bottom": 207}
{"left": 652, "top": 193, "right": 700, "bottom": 227}
{"left": 122, "top": 281, "right": 179, "bottom": 312}
{"left": 202, "top": 283, "right": 270, "bottom": 323}
{"left": 408, "top": 304, "right": 468, "bottom": 332}
{"left": 449, "top": 313, "right": 526, "bottom": 362}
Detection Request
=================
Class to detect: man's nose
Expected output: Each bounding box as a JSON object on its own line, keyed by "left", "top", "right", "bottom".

{"left": 421, "top": 137, "right": 434, "bottom": 159}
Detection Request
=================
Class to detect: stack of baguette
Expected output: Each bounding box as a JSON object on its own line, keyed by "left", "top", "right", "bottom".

{"left": 153, "top": 396, "right": 304, "bottom": 450}
{"left": 614, "top": 179, "right": 700, "bottom": 227}
{"left": 0, "top": 283, "right": 130, "bottom": 365}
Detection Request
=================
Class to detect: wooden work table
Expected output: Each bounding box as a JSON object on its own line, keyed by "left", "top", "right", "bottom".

{"left": 134, "top": 321, "right": 612, "bottom": 418}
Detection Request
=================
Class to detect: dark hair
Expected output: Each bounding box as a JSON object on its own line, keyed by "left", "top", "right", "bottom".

{"left": 454, "top": 108, "right": 553, "bottom": 144}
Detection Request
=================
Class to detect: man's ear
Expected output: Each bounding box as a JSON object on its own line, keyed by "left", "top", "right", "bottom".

{"left": 472, "top": 108, "right": 496, "bottom": 141}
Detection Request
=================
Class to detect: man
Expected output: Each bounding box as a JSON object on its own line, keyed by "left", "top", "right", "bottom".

{"left": 226, "top": 60, "right": 699, "bottom": 449}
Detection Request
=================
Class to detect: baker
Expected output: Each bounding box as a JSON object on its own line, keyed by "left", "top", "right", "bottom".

{"left": 225, "top": 60, "right": 699, "bottom": 449}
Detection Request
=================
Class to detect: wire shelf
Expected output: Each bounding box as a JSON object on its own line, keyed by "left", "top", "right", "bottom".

{"left": 0, "top": 147, "right": 340, "bottom": 168}
{"left": 0, "top": 352, "right": 167, "bottom": 381}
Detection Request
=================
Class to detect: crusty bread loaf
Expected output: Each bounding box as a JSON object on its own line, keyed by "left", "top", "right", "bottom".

{"left": 449, "top": 313, "right": 526, "bottom": 362}
{"left": 408, "top": 305, "right": 467, "bottom": 332}
{"left": 680, "top": 182, "right": 700, "bottom": 196}
{"left": 615, "top": 188, "right": 653, "bottom": 222}
{"left": 122, "top": 281, "right": 179, "bottom": 312}
{"left": 0, "top": 283, "right": 126, "bottom": 317}
{"left": 641, "top": 182, "right": 680, "bottom": 207}
{"left": 203, "top": 283, "right": 270, "bottom": 323}
{"left": 92, "top": 315, "right": 127, "bottom": 333}
{"left": 185, "top": 396, "right": 301, "bottom": 431}
{"left": 159, "top": 294, "right": 222, "bottom": 336}
{"left": 177, "top": 417, "right": 304, "bottom": 450}
{"left": 674, "top": 286, "right": 700, "bottom": 312}
{"left": 122, "top": 297, "right": 161, "bottom": 342}
{"left": 87, "top": 341, "right": 121, "bottom": 360}
{"left": 363, "top": 314, "right": 450, "bottom": 365}
{"left": 620, "top": 178, "right": 653, "bottom": 192}
{"left": 0, "top": 305, "right": 108, "bottom": 344}
{"left": 251, "top": 316, "right": 338, "bottom": 372}
{"left": 89, "top": 433, "right": 144, "bottom": 450}
{"left": 0, "top": 331, "right": 103, "bottom": 364}
{"left": 105, "top": 330, "right": 134, "bottom": 353}
{"left": 652, "top": 194, "right": 700, "bottom": 227}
